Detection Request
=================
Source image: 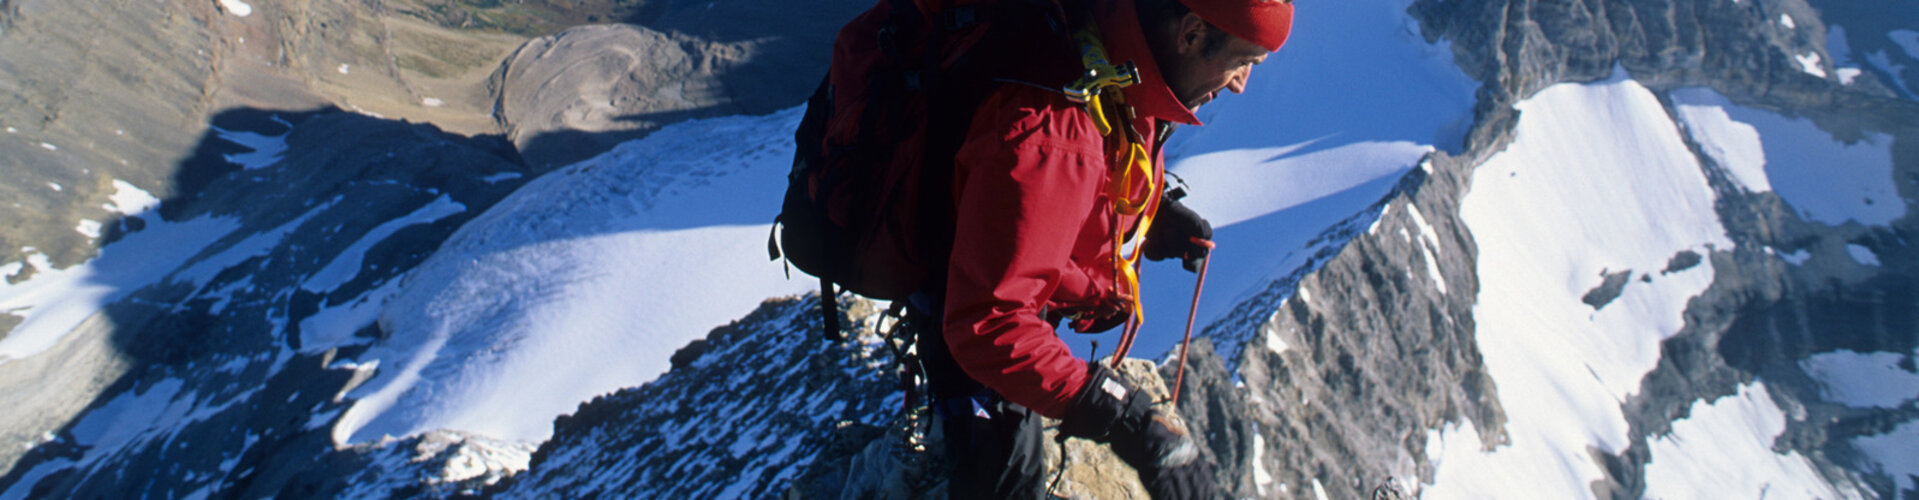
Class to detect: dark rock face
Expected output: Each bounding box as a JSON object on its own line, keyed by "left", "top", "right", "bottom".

{"left": 1187, "top": 162, "right": 1504, "bottom": 498}
{"left": 0, "top": 108, "right": 529, "bottom": 495}
{"left": 1230, "top": 0, "right": 1919, "bottom": 497}
{"left": 491, "top": 296, "right": 901, "bottom": 498}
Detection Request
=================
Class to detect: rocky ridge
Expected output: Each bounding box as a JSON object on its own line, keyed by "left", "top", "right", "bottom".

{"left": 1185, "top": 0, "right": 1919, "bottom": 496}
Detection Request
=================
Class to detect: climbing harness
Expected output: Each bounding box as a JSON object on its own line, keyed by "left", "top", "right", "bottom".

{"left": 1060, "top": 22, "right": 1165, "bottom": 365}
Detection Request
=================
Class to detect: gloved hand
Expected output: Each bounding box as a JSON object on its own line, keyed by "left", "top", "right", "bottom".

{"left": 1144, "top": 197, "right": 1213, "bottom": 272}
{"left": 1061, "top": 363, "right": 1218, "bottom": 499}
{"left": 1059, "top": 296, "right": 1132, "bottom": 334}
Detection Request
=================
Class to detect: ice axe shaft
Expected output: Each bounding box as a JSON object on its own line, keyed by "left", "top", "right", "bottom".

{"left": 1171, "top": 237, "right": 1215, "bottom": 409}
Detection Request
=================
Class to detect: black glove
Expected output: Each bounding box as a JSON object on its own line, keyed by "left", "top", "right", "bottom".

{"left": 1144, "top": 197, "right": 1213, "bottom": 272}
{"left": 1061, "top": 363, "right": 1218, "bottom": 499}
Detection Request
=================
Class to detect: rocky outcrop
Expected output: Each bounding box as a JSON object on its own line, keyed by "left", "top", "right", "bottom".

{"left": 491, "top": 0, "right": 866, "bottom": 170}
{"left": 1192, "top": 0, "right": 1919, "bottom": 497}
{"left": 490, "top": 296, "right": 901, "bottom": 498}
{"left": 492, "top": 294, "right": 1199, "bottom": 499}
{"left": 491, "top": 24, "right": 738, "bottom": 171}
{"left": 0, "top": 108, "right": 528, "bottom": 493}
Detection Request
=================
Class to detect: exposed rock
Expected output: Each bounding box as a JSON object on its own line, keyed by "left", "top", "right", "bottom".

{"left": 491, "top": 24, "right": 736, "bottom": 171}
{"left": 491, "top": 0, "right": 866, "bottom": 171}
{"left": 490, "top": 295, "right": 900, "bottom": 498}
{"left": 0, "top": 107, "right": 528, "bottom": 490}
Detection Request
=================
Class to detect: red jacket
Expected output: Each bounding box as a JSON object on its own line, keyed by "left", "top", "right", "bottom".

{"left": 941, "top": 0, "right": 1199, "bottom": 419}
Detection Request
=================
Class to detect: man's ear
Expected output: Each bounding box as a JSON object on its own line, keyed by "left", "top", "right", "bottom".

{"left": 1175, "top": 11, "right": 1210, "bottom": 56}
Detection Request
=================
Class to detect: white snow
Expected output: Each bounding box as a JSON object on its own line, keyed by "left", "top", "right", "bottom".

{"left": 1128, "top": 0, "right": 1474, "bottom": 358}
{"left": 74, "top": 220, "right": 102, "bottom": 239}
{"left": 212, "top": 123, "right": 290, "bottom": 170}
{"left": 1800, "top": 349, "right": 1919, "bottom": 408}
{"left": 1406, "top": 204, "right": 1448, "bottom": 294}
{"left": 1892, "top": 30, "right": 1919, "bottom": 59}
{"left": 1853, "top": 420, "right": 1919, "bottom": 494}
{"left": 300, "top": 195, "right": 465, "bottom": 294}
{"left": 327, "top": 108, "right": 818, "bottom": 443}
{"left": 1671, "top": 87, "right": 1904, "bottom": 226}
{"left": 481, "top": 172, "right": 523, "bottom": 184}
{"left": 45, "top": 182, "right": 61, "bottom": 192}
{"left": 39, "top": 142, "right": 56, "bottom": 151}
{"left": 1642, "top": 382, "right": 1851, "bottom": 500}
{"left": 1778, "top": 248, "right": 1812, "bottom": 265}
{"left": 1795, "top": 52, "right": 1828, "bottom": 78}
{"left": 1846, "top": 244, "right": 1881, "bottom": 266}
{"left": 219, "top": 0, "right": 252, "bottom": 17}
{"left": 1429, "top": 70, "right": 1733, "bottom": 499}
{"left": 1837, "top": 67, "right": 1863, "bottom": 85}
{"left": 1263, "top": 323, "right": 1290, "bottom": 356}
{"left": 108, "top": 180, "right": 161, "bottom": 215}
{"left": 0, "top": 213, "right": 243, "bottom": 361}
{"left": 338, "top": 64, "right": 351, "bottom": 75}
{"left": 422, "top": 97, "right": 444, "bottom": 107}
{"left": 0, "top": 191, "right": 334, "bottom": 362}
{"left": 1778, "top": 13, "right": 1796, "bottom": 29}
{"left": 1253, "top": 428, "right": 1276, "bottom": 496}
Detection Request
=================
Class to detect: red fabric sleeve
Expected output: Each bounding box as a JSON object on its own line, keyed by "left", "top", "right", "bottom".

{"left": 943, "top": 88, "right": 1108, "bottom": 419}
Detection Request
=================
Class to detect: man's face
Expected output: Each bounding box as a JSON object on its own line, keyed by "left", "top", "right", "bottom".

{"left": 1156, "top": 15, "right": 1271, "bottom": 111}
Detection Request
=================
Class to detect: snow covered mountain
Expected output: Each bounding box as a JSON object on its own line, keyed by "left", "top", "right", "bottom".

{"left": 0, "top": 0, "right": 1914, "bottom": 498}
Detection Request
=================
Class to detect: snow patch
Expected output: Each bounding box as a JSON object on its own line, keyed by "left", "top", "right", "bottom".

{"left": 1253, "top": 429, "right": 1275, "bottom": 496}
{"left": 1432, "top": 70, "right": 1731, "bottom": 498}
{"left": 1778, "top": 248, "right": 1812, "bottom": 265}
{"left": 212, "top": 123, "right": 290, "bottom": 170}
{"left": 1800, "top": 349, "right": 1919, "bottom": 408}
{"left": 1845, "top": 244, "right": 1880, "bottom": 266}
{"left": 338, "top": 64, "right": 351, "bottom": 75}
{"left": 1264, "top": 324, "right": 1290, "bottom": 356}
{"left": 1853, "top": 420, "right": 1919, "bottom": 494}
{"left": 1642, "top": 382, "right": 1850, "bottom": 499}
{"left": 1892, "top": 30, "right": 1919, "bottom": 59}
{"left": 39, "top": 142, "right": 56, "bottom": 151}
{"left": 1795, "top": 52, "right": 1828, "bottom": 78}
{"left": 481, "top": 172, "right": 523, "bottom": 184}
{"left": 108, "top": 180, "right": 161, "bottom": 215}
{"left": 1837, "top": 67, "right": 1863, "bottom": 85}
{"left": 301, "top": 196, "right": 466, "bottom": 294}
{"left": 1778, "top": 13, "right": 1795, "bottom": 29}
{"left": 422, "top": 98, "right": 444, "bottom": 108}
{"left": 1671, "top": 87, "right": 1904, "bottom": 226}
{"left": 219, "top": 0, "right": 253, "bottom": 17}
{"left": 74, "top": 220, "right": 102, "bottom": 239}
{"left": 0, "top": 212, "right": 244, "bottom": 360}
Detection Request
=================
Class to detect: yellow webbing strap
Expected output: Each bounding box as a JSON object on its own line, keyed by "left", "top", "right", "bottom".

{"left": 1060, "top": 22, "right": 1161, "bottom": 337}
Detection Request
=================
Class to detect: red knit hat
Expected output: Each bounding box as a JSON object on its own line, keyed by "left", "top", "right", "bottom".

{"left": 1178, "top": 0, "right": 1294, "bottom": 52}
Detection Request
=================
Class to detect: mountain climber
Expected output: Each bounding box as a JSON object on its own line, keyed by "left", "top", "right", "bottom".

{"left": 913, "top": 0, "right": 1294, "bottom": 497}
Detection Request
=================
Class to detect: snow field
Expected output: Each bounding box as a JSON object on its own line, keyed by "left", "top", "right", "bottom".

{"left": 1430, "top": 70, "right": 1736, "bottom": 498}
{"left": 1641, "top": 382, "right": 1853, "bottom": 500}
{"left": 0, "top": 180, "right": 252, "bottom": 361}
{"left": 323, "top": 107, "right": 817, "bottom": 443}
{"left": 1670, "top": 87, "right": 1905, "bottom": 227}
{"left": 1800, "top": 349, "right": 1919, "bottom": 409}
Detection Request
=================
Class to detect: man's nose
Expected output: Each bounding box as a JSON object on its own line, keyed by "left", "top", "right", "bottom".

{"left": 1226, "top": 66, "right": 1251, "bottom": 94}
